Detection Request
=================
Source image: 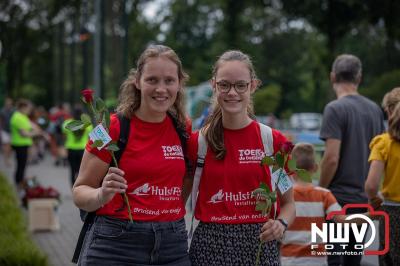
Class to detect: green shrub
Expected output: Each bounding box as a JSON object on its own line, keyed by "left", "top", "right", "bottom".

{"left": 0, "top": 173, "right": 48, "bottom": 266}
{"left": 364, "top": 69, "right": 400, "bottom": 104}
{"left": 254, "top": 84, "right": 282, "bottom": 115}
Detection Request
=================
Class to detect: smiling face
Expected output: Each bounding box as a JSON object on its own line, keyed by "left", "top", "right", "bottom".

{"left": 212, "top": 60, "right": 256, "bottom": 116}
{"left": 135, "top": 56, "right": 180, "bottom": 121}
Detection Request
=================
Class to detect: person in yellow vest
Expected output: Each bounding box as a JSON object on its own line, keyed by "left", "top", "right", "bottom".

{"left": 62, "top": 106, "right": 93, "bottom": 187}
{"left": 10, "top": 99, "right": 44, "bottom": 190}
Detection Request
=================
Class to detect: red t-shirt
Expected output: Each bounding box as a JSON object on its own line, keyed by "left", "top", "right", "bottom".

{"left": 188, "top": 120, "right": 287, "bottom": 224}
{"left": 86, "top": 114, "right": 189, "bottom": 221}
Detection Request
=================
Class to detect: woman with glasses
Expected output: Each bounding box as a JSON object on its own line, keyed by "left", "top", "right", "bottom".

{"left": 186, "top": 50, "right": 295, "bottom": 265}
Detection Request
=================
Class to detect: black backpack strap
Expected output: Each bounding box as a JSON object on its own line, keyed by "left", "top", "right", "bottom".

{"left": 71, "top": 212, "right": 95, "bottom": 263}
{"left": 72, "top": 113, "right": 131, "bottom": 264}
{"left": 113, "top": 113, "right": 131, "bottom": 166}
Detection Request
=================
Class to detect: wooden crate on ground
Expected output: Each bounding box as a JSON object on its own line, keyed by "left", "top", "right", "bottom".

{"left": 28, "top": 198, "right": 60, "bottom": 232}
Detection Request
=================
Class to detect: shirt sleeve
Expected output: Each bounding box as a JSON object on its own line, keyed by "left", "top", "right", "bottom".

{"left": 324, "top": 191, "right": 341, "bottom": 215}
{"left": 319, "top": 103, "right": 343, "bottom": 141}
{"left": 368, "top": 134, "right": 388, "bottom": 162}
{"left": 85, "top": 114, "right": 120, "bottom": 164}
{"left": 271, "top": 129, "right": 288, "bottom": 154}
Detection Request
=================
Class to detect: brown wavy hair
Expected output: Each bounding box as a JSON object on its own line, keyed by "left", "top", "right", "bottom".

{"left": 116, "top": 45, "right": 189, "bottom": 127}
{"left": 201, "top": 50, "right": 258, "bottom": 160}
{"left": 382, "top": 87, "right": 400, "bottom": 141}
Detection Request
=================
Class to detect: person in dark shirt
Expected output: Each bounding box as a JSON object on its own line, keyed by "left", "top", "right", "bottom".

{"left": 319, "top": 54, "right": 385, "bottom": 266}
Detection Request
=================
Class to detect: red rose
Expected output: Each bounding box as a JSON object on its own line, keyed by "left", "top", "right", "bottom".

{"left": 280, "top": 141, "right": 294, "bottom": 154}
{"left": 81, "top": 88, "right": 94, "bottom": 103}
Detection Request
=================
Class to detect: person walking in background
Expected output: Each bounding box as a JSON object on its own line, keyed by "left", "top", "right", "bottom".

{"left": 187, "top": 50, "right": 295, "bottom": 265}
{"left": 28, "top": 105, "right": 49, "bottom": 164}
{"left": 319, "top": 54, "right": 385, "bottom": 266}
{"left": 32, "top": 105, "right": 50, "bottom": 162}
{"left": 73, "top": 45, "right": 192, "bottom": 265}
{"left": 62, "top": 105, "right": 92, "bottom": 187}
{"left": 49, "top": 103, "right": 71, "bottom": 166}
{"left": 365, "top": 87, "right": 400, "bottom": 266}
{"left": 0, "top": 98, "right": 15, "bottom": 166}
{"left": 10, "top": 99, "right": 46, "bottom": 194}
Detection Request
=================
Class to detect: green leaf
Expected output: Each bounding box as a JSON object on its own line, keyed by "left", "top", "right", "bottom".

{"left": 65, "top": 120, "right": 85, "bottom": 131}
{"left": 296, "top": 169, "right": 312, "bottom": 183}
{"left": 255, "top": 201, "right": 269, "bottom": 212}
{"left": 254, "top": 191, "right": 270, "bottom": 200}
{"left": 288, "top": 158, "right": 296, "bottom": 171}
{"left": 95, "top": 97, "right": 106, "bottom": 112}
{"left": 262, "top": 198, "right": 272, "bottom": 216}
{"left": 91, "top": 139, "right": 104, "bottom": 148}
{"left": 270, "top": 191, "right": 277, "bottom": 203}
{"left": 272, "top": 165, "right": 280, "bottom": 173}
{"left": 106, "top": 143, "right": 120, "bottom": 152}
{"left": 275, "top": 152, "right": 284, "bottom": 167}
{"left": 252, "top": 188, "right": 265, "bottom": 196}
{"left": 81, "top": 114, "right": 92, "bottom": 126}
{"left": 261, "top": 156, "right": 275, "bottom": 166}
{"left": 259, "top": 182, "right": 270, "bottom": 192}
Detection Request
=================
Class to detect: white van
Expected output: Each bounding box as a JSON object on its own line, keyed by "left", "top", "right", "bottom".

{"left": 289, "top": 113, "right": 322, "bottom": 131}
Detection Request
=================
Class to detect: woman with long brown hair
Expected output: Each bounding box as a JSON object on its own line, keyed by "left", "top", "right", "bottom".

{"left": 187, "top": 50, "right": 295, "bottom": 265}
{"left": 73, "top": 45, "right": 191, "bottom": 266}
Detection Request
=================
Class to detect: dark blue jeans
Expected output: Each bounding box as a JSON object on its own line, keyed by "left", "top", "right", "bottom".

{"left": 79, "top": 216, "right": 191, "bottom": 266}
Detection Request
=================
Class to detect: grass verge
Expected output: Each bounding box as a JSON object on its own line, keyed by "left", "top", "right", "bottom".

{"left": 0, "top": 173, "right": 48, "bottom": 266}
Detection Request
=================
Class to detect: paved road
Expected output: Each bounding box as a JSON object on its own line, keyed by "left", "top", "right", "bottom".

{"left": 0, "top": 153, "right": 379, "bottom": 266}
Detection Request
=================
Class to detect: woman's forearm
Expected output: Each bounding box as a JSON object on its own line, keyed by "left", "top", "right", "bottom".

{"left": 73, "top": 185, "right": 104, "bottom": 212}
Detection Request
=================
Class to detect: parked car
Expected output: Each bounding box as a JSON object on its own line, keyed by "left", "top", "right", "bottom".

{"left": 289, "top": 113, "right": 322, "bottom": 131}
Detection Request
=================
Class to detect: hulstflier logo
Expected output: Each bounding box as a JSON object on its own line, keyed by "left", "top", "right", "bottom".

{"left": 208, "top": 189, "right": 224, "bottom": 203}
{"left": 207, "top": 188, "right": 255, "bottom": 206}
{"left": 310, "top": 204, "right": 389, "bottom": 256}
{"left": 130, "top": 183, "right": 181, "bottom": 200}
{"left": 131, "top": 183, "right": 151, "bottom": 195}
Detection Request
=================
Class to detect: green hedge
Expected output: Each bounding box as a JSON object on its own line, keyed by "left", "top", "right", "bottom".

{"left": 0, "top": 173, "right": 48, "bottom": 266}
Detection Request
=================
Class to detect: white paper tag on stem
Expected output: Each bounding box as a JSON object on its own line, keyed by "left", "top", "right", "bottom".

{"left": 89, "top": 124, "right": 112, "bottom": 150}
{"left": 272, "top": 169, "right": 293, "bottom": 194}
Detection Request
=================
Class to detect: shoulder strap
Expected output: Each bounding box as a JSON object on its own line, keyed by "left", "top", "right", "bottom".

{"left": 71, "top": 212, "right": 95, "bottom": 263}
{"left": 258, "top": 122, "right": 278, "bottom": 219}
{"left": 113, "top": 113, "right": 131, "bottom": 165}
{"left": 259, "top": 122, "right": 274, "bottom": 156}
{"left": 189, "top": 131, "right": 207, "bottom": 238}
{"left": 72, "top": 113, "right": 131, "bottom": 264}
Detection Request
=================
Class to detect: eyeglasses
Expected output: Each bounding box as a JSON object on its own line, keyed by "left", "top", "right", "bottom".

{"left": 216, "top": 81, "right": 250, "bottom": 94}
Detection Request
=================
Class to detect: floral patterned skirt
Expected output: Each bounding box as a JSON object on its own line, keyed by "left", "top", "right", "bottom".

{"left": 189, "top": 222, "right": 280, "bottom": 266}
{"left": 379, "top": 205, "right": 400, "bottom": 266}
